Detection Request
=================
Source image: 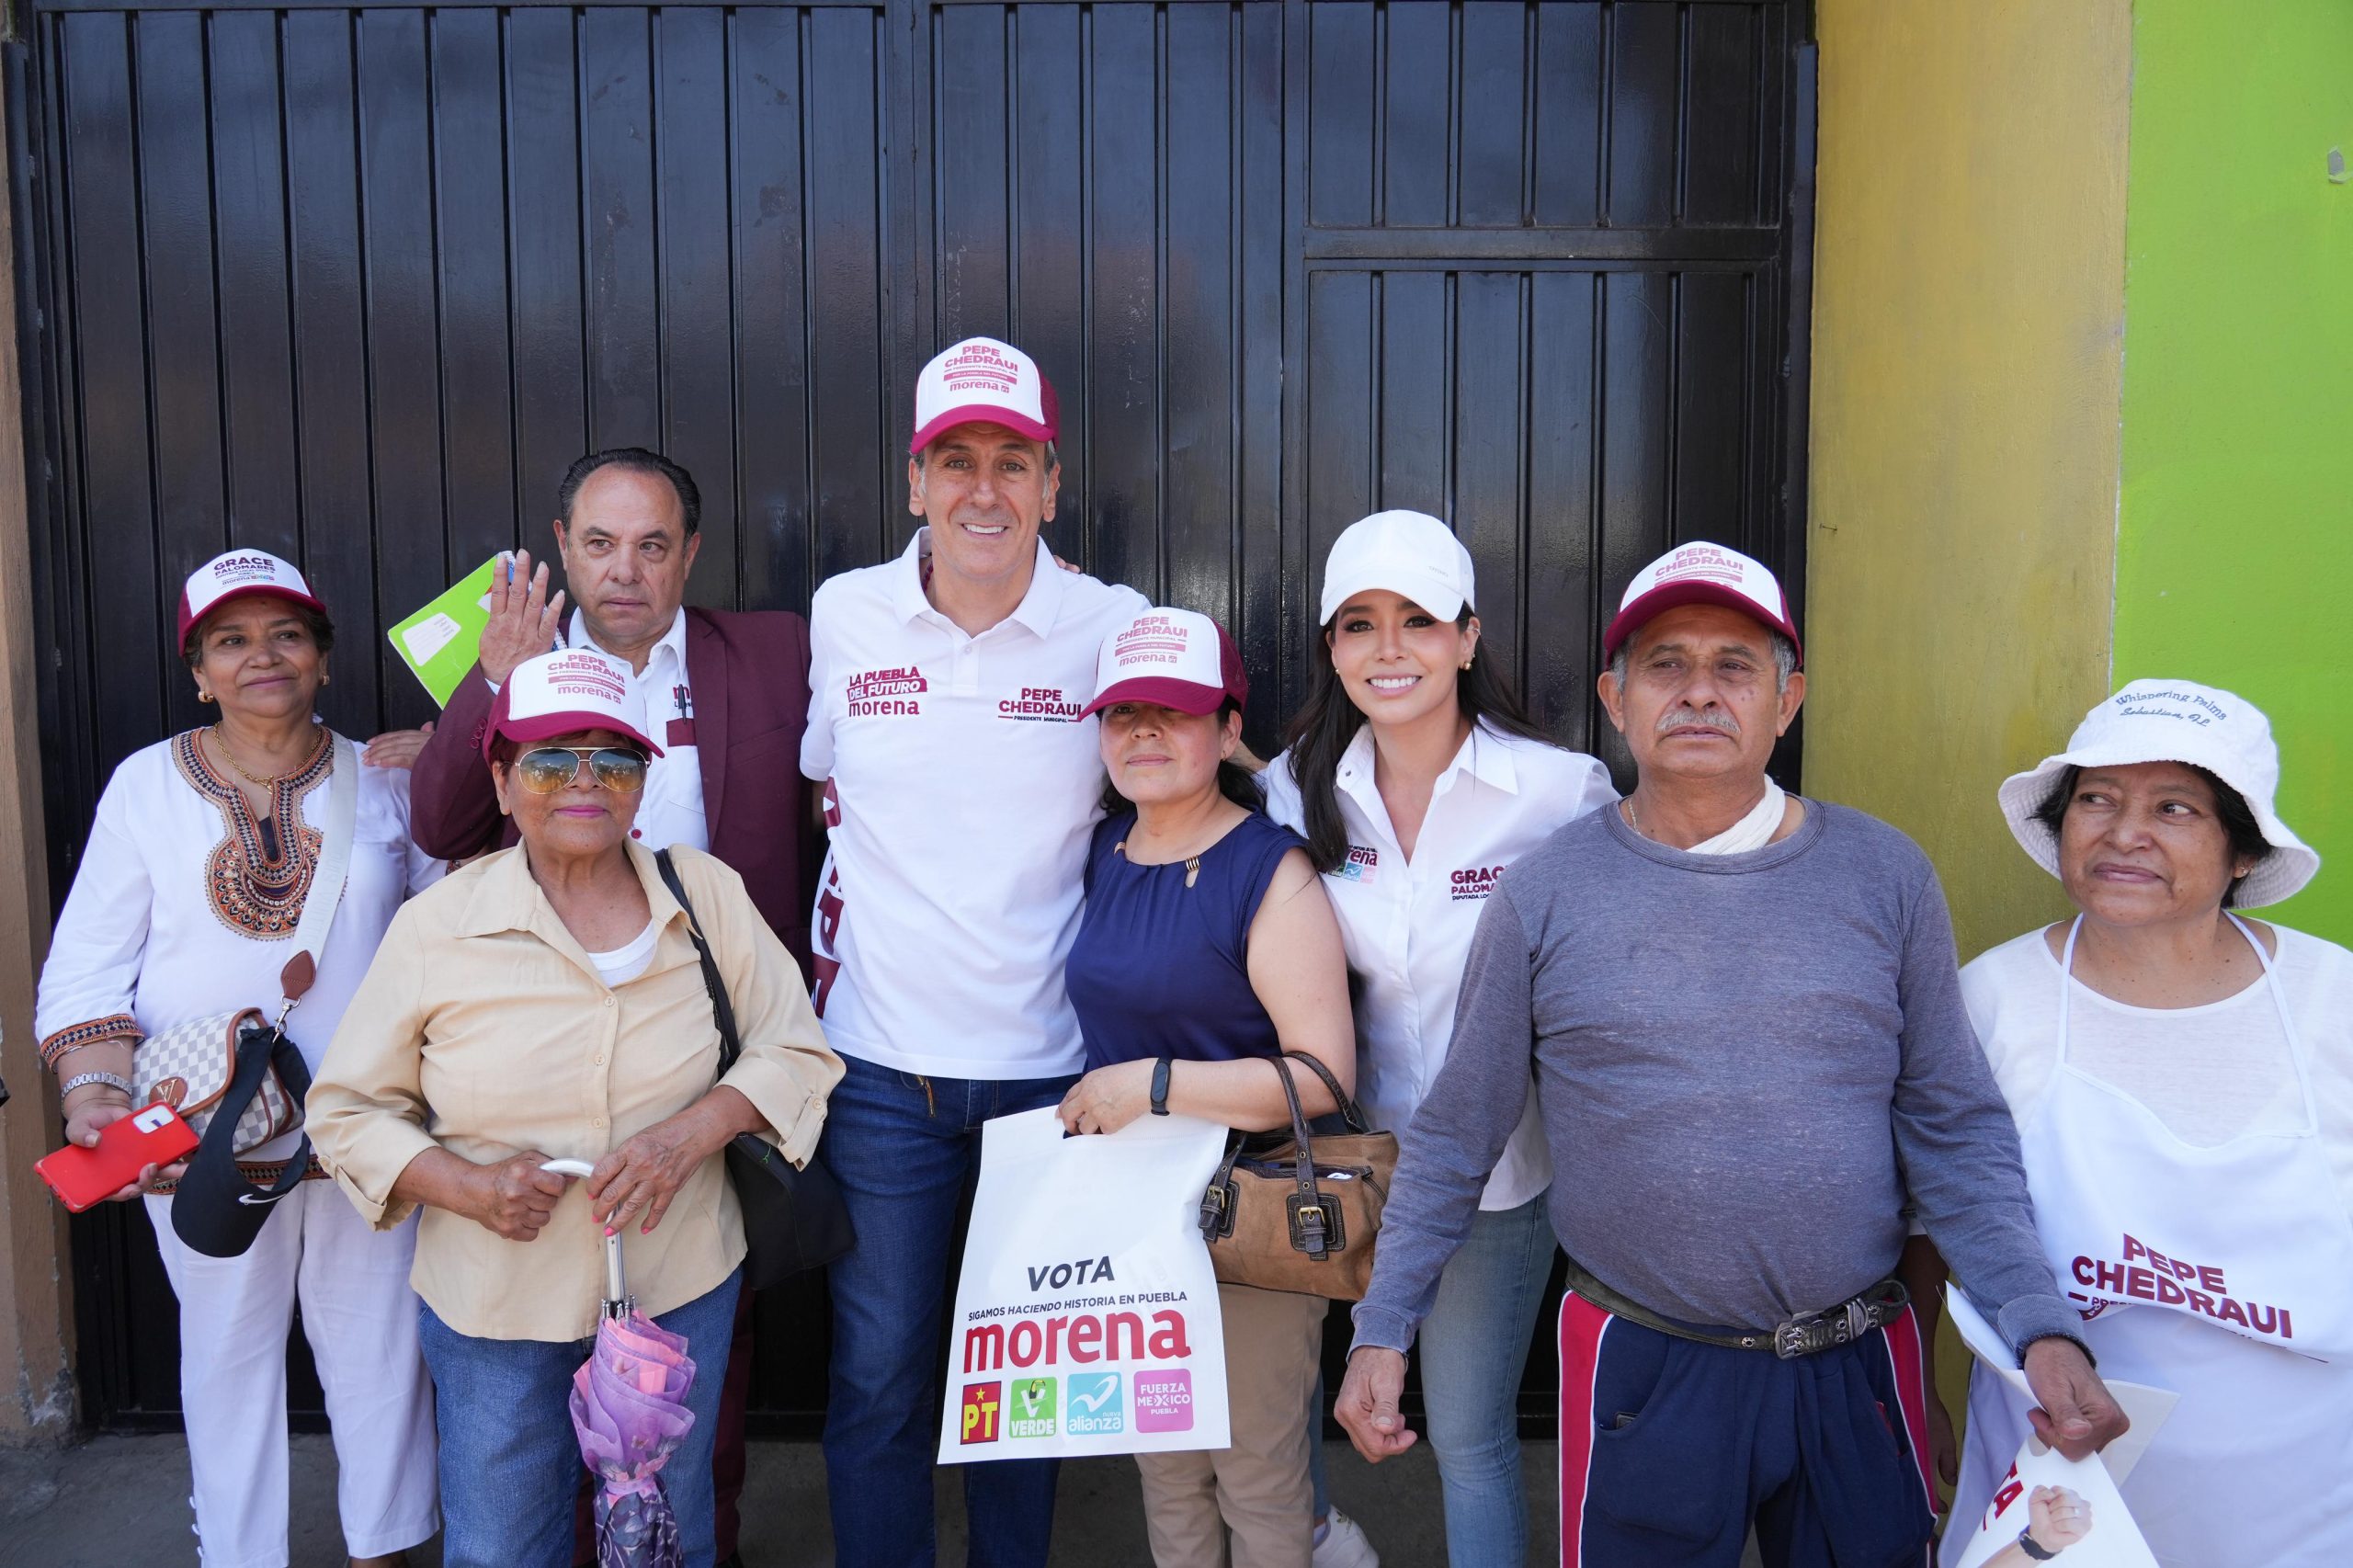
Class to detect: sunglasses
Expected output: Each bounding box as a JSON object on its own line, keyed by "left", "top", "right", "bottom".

{"left": 512, "top": 745, "right": 650, "bottom": 795}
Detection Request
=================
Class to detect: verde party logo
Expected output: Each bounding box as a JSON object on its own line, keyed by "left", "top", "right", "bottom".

{"left": 1008, "top": 1376, "right": 1058, "bottom": 1439}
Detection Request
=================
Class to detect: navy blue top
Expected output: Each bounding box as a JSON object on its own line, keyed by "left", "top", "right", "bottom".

{"left": 1067, "top": 809, "right": 1307, "bottom": 1068}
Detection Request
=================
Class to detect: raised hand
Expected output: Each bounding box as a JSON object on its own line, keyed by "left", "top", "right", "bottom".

{"left": 477, "top": 549, "right": 566, "bottom": 686}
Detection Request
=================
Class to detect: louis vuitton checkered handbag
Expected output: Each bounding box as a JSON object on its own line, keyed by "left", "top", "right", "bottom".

{"left": 132, "top": 734, "right": 358, "bottom": 1156}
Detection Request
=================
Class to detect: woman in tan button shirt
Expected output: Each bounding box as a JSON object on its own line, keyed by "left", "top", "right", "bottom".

{"left": 309, "top": 649, "right": 841, "bottom": 1568}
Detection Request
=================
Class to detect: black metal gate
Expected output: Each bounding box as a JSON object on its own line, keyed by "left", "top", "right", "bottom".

{"left": 8, "top": 0, "right": 1813, "bottom": 1434}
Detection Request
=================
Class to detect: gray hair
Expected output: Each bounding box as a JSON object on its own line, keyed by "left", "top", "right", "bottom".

{"left": 1608, "top": 630, "right": 1798, "bottom": 694}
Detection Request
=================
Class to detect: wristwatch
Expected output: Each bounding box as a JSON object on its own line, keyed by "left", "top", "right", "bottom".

{"left": 2016, "top": 1527, "right": 2058, "bottom": 1562}
{"left": 1149, "top": 1056, "right": 1173, "bottom": 1116}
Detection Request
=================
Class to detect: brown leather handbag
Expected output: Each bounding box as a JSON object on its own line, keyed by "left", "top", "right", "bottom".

{"left": 1197, "top": 1051, "right": 1394, "bottom": 1301}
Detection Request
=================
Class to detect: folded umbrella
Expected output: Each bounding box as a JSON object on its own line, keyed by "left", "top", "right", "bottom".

{"left": 542, "top": 1159, "right": 702, "bottom": 1568}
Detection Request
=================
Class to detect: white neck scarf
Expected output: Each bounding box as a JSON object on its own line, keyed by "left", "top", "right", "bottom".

{"left": 1683, "top": 778, "right": 1786, "bottom": 855}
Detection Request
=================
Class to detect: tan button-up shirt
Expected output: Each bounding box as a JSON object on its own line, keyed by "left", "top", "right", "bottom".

{"left": 308, "top": 841, "right": 843, "bottom": 1341}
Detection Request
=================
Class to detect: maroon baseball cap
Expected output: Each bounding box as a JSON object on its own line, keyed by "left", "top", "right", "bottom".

{"left": 1080, "top": 608, "right": 1248, "bottom": 717}
{"left": 177, "top": 550, "right": 329, "bottom": 654}
{"left": 481, "top": 649, "right": 665, "bottom": 760}
{"left": 909, "top": 336, "right": 1060, "bottom": 454}
{"left": 1601, "top": 540, "right": 1802, "bottom": 665}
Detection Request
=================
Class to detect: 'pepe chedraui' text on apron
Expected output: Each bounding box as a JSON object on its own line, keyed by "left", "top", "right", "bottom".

{"left": 2020, "top": 915, "right": 2353, "bottom": 1361}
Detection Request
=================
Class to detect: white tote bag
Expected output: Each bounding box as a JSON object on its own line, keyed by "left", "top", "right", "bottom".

{"left": 938, "top": 1106, "right": 1233, "bottom": 1462}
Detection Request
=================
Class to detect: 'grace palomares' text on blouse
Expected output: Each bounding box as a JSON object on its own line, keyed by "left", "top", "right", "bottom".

{"left": 307, "top": 841, "right": 843, "bottom": 1341}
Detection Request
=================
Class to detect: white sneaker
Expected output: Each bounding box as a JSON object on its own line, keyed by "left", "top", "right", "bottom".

{"left": 1313, "top": 1507, "right": 1381, "bottom": 1568}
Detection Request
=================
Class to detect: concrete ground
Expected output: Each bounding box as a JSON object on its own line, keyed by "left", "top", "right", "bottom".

{"left": 0, "top": 1433, "right": 1572, "bottom": 1567}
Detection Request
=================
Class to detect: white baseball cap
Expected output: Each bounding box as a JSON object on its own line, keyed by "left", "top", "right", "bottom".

{"left": 1997, "top": 679, "right": 2318, "bottom": 908}
{"left": 1080, "top": 607, "right": 1250, "bottom": 718}
{"left": 1316, "top": 510, "right": 1477, "bottom": 627}
{"left": 1603, "top": 540, "right": 1802, "bottom": 665}
{"left": 483, "top": 648, "right": 665, "bottom": 760}
{"left": 909, "top": 335, "right": 1060, "bottom": 454}
{"left": 178, "top": 549, "right": 328, "bottom": 653}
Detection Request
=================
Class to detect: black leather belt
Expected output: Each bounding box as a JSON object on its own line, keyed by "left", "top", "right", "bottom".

{"left": 1562, "top": 1253, "right": 1910, "bottom": 1360}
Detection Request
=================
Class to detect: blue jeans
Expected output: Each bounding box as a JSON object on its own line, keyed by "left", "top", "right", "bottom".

{"left": 1310, "top": 1195, "right": 1552, "bottom": 1567}
{"left": 820, "top": 1051, "right": 1078, "bottom": 1568}
{"left": 419, "top": 1269, "right": 741, "bottom": 1568}
{"left": 1420, "top": 1194, "right": 1555, "bottom": 1568}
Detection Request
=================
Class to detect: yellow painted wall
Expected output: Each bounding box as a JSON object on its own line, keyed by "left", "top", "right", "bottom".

{"left": 1806, "top": 0, "right": 2131, "bottom": 964}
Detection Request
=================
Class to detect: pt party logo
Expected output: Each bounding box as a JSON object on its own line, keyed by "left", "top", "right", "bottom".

{"left": 938, "top": 1107, "right": 1233, "bottom": 1461}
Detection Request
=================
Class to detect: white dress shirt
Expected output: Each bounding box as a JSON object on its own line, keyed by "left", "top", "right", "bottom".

{"left": 563, "top": 608, "right": 709, "bottom": 855}
{"left": 801, "top": 530, "right": 1148, "bottom": 1079}
{"left": 1263, "top": 722, "right": 1617, "bottom": 1209}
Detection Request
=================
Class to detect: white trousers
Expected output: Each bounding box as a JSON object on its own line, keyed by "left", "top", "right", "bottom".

{"left": 146, "top": 1181, "right": 439, "bottom": 1568}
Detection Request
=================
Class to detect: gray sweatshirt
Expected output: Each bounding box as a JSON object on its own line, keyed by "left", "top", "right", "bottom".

{"left": 1351, "top": 800, "right": 2080, "bottom": 1358}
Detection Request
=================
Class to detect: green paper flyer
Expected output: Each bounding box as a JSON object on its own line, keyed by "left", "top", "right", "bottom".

{"left": 386, "top": 554, "right": 506, "bottom": 706}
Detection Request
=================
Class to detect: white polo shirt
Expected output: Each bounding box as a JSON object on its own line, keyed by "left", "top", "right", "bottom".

{"left": 1263, "top": 722, "right": 1617, "bottom": 1210}
{"left": 560, "top": 608, "right": 709, "bottom": 855}
{"left": 802, "top": 529, "right": 1147, "bottom": 1079}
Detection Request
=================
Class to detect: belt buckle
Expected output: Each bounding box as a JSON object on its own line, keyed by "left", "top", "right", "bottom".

{"left": 1775, "top": 1298, "right": 1873, "bottom": 1359}
{"left": 1772, "top": 1312, "right": 1823, "bottom": 1359}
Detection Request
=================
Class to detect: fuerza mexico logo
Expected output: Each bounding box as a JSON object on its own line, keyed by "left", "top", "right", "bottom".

{"left": 1008, "top": 1376, "right": 1058, "bottom": 1439}
{"left": 1063, "top": 1371, "right": 1123, "bottom": 1436}
{"left": 847, "top": 665, "right": 927, "bottom": 718}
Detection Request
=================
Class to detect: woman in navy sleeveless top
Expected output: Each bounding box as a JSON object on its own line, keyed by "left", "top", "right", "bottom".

{"left": 1058, "top": 607, "right": 1355, "bottom": 1568}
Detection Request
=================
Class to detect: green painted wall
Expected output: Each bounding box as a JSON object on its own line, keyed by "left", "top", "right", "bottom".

{"left": 2114, "top": 0, "right": 2353, "bottom": 941}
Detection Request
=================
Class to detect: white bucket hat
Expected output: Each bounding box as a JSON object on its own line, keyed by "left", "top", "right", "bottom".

{"left": 1996, "top": 679, "right": 2319, "bottom": 908}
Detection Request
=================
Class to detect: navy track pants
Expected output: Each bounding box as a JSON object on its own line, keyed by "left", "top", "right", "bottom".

{"left": 1556, "top": 1290, "right": 1938, "bottom": 1568}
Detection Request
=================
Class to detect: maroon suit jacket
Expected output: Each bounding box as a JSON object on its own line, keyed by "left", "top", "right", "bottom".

{"left": 408, "top": 607, "right": 815, "bottom": 971}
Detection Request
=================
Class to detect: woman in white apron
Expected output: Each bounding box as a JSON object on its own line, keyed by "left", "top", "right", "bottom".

{"left": 1938, "top": 679, "right": 2353, "bottom": 1567}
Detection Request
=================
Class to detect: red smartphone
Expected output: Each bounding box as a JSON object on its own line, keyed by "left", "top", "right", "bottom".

{"left": 36, "top": 1103, "right": 199, "bottom": 1212}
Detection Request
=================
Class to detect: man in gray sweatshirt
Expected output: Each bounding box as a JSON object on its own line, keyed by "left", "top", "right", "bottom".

{"left": 1334, "top": 543, "right": 2126, "bottom": 1568}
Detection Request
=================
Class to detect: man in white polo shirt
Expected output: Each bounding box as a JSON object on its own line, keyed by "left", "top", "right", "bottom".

{"left": 804, "top": 336, "right": 1146, "bottom": 1568}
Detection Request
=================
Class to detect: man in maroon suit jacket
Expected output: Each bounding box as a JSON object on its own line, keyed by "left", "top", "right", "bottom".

{"left": 403, "top": 447, "right": 809, "bottom": 1568}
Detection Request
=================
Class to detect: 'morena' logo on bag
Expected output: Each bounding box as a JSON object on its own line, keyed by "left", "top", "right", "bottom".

{"left": 960, "top": 1381, "right": 1001, "bottom": 1444}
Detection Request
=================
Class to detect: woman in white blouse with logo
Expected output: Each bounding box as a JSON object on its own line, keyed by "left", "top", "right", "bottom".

{"left": 1263, "top": 511, "right": 1617, "bottom": 1568}
{"left": 34, "top": 551, "right": 442, "bottom": 1568}
{"left": 1933, "top": 679, "right": 2353, "bottom": 1567}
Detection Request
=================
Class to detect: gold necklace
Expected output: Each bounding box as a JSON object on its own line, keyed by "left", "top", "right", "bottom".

{"left": 208, "top": 722, "right": 325, "bottom": 788}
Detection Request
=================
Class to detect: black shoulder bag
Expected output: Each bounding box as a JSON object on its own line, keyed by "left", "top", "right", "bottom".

{"left": 655, "top": 849, "right": 856, "bottom": 1289}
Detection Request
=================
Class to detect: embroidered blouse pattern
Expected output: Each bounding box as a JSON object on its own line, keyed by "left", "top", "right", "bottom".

{"left": 171, "top": 728, "right": 331, "bottom": 940}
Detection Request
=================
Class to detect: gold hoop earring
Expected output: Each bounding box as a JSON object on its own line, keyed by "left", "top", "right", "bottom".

{"left": 198, "top": 691, "right": 215, "bottom": 704}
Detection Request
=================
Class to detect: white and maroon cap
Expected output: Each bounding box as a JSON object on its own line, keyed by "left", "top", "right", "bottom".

{"left": 482, "top": 648, "right": 665, "bottom": 761}
{"left": 1080, "top": 607, "right": 1249, "bottom": 718}
{"left": 1602, "top": 540, "right": 1802, "bottom": 665}
{"left": 1317, "top": 510, "right": 1477, "bottom": 627}
{"left": 177, "top": 549, "right": 328, "bottom": 653}
{"left": 908, "top": 335, "right": 1060, "bottom": 454}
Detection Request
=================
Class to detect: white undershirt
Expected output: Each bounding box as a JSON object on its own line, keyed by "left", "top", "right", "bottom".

{"left": 1684, "top": 777, "right": 1785, "bottom": 855}
{"left": 585, "top": 917, "right": 662, "bottom": 987}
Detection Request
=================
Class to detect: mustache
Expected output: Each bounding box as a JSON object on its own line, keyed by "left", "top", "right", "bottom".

{"left": 1654, "top": 705, "right": 1740, "bottom": 737}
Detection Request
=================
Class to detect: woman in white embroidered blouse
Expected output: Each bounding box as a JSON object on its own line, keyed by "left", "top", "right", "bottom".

{"left": 34, "top": 550, "right": 442, "bottom": 1568}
